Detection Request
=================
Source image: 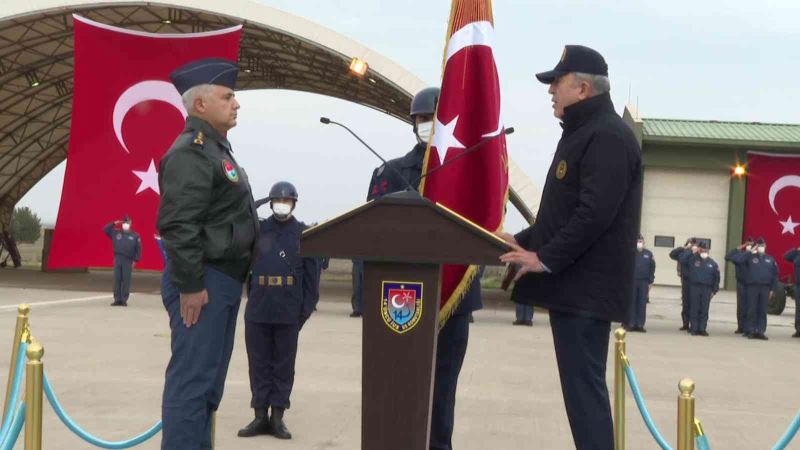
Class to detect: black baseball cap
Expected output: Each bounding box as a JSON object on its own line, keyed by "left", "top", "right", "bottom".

{"left": 536, "top": 45, "right": 608, "bottom": 84}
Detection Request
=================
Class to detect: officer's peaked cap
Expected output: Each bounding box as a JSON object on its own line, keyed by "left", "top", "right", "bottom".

{"left": 170, "top": 58, "right": 239, "bottom": 96}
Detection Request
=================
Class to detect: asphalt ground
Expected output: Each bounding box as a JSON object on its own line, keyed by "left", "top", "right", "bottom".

{"left": 0, "top": 268, "right": 798, "bottom": 449}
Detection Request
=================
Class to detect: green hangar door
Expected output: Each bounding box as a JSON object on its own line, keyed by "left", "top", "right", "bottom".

{"left": 640, "top": 167, "right": 730, "bottom": 287}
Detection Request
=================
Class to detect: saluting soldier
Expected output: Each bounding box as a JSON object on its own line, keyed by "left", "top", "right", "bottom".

{"left": 626, "top": 234, "right": 655, "bottom": 332}
{"left": 237, "top": 181, "right": 320, "bottom": 440}
{"left": 784, "top": 246, "right": 800, "bottom": 338}
{"left": 726, "top": 237, "right": 755, "bottom": 334}
{"left": 730, "top": 238, "right": 778, "bottom": 340}
{"left": 103, "top": 215, "right": 141, "bottom": 306}
{"left": 157, "top": 58, "right": 258, "bottom": 449}
{"left": 670, "top": 238, "right": 696, "bottom": 331}
{"left": 679, "top": 242, "right": 719, "bottom": 336}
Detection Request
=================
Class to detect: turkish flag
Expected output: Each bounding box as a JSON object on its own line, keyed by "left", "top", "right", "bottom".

{"left": 744, "top": 152, "right": 800, "bottom": 282}
{"left": 421, "top": 0, "right": 508, "bottom": 321}
{"left": 48, "top": 15, "right": 241, "bottom": 270}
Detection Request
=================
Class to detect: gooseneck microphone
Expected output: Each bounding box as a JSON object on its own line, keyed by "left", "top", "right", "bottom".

{"left": 320, "top": 117, "right": 417, "bottom": 192}
{"left": 411, "top": 127, "right": 514, "bottom": 187}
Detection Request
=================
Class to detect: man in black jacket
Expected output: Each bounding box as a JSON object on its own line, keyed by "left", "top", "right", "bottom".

{"left": 500, "top": 45, "right": 642, "bottom": 450}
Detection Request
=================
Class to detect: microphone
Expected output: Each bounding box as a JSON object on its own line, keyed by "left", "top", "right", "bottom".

{"left": 412, "top": 127, "right": 514, "bottom": 186}
{"left": 320, "top": 117, "right": 417, "bottom": 192}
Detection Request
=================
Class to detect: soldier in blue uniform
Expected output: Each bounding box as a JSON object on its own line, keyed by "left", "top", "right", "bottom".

{"left": 157, "top": 58, "right": 258, "bottom": 450}
{"left": 730, "top": 238, "right": 778, "bottom": 340}
{"left": 514, "top": 303, "right": 534, "bottom": 326}
{"left": 725, "top": 236, "right": 754, "bottom": 334}
{"left": 363, "top": 86, "right": 482, "bottom": 450}
{"left": 670, "top": 238, "right": 696, "bottom": 331}
{"left": 237, "top": 181, "right": 320, "bottom": 440}
{"left": 626, "top": 234, "right": 655, "bottom": 332}
{"left": 103, "top": 215, "right": 141, "bottom": 306}
{"left": 784, "top": 246, "right": 800, "bottom": 338}
{"left": 679, "top": 242, "right": 719, "bottom": 336}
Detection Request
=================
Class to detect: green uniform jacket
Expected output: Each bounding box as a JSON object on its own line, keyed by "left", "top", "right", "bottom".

{"left": 157, "top": 116, "right": 258, "bottom": 293}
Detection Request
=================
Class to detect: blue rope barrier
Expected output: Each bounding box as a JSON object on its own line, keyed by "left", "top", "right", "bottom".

{"left": 772, "top": 408, "right": 800, "bottom": 450}
{"left": 43, "top": 373, "right": 162, "bottom": 449}
{"left": 624, "top": 365, "right": 673, "bottom": 450}
{"left": 695, "top": 434, "right": 711, "bottom": 450}
{"left": 0, "top": 401, "right": 25, "bottom": 450}
{"left": 0, "top": 341, "right": 27, "bottom": 440}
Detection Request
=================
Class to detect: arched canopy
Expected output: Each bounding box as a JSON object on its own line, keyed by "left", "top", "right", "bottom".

{"left": 0, "top": 0, "right": 539, "bottom": 227}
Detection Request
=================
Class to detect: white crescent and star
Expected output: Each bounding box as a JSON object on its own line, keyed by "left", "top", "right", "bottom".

{"left": 768, "top": 175, "right": 800, "bottom": 235}
{"left": 432, "top": 20, "right": 504, "bottom": 160}
{"left": 112, "top": 80, "right": 186, "bottom": 197}
{"left": 390, "top": 294, "right": 404, "bottom": 309}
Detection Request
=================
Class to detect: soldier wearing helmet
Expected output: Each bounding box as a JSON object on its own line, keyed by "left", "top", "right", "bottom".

{"left": 238, "top": 181, "right": 321, "bottom": 440}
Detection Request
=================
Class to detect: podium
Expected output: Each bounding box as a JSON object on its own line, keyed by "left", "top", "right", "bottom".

{"left": 300, "top": 191, "right": 509, "bottom": 450}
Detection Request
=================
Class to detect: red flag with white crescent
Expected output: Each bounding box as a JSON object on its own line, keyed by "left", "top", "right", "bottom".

{"left": 743, "top": 152, "right": 800, "bottom": 282}
{"left": 47, "top": 15, "right": 241, "bottom": 270}
{"left": 420, "top": 0, "right": 509, "bottom": 325}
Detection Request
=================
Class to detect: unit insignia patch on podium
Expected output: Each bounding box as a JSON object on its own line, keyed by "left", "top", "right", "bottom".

{"left": 381, "top": 281, "right": 423, "bottom": 334}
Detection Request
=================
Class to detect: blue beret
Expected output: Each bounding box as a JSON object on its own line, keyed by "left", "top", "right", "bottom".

{"left": 170, "top": 58, "right": 239, "bottom": 95}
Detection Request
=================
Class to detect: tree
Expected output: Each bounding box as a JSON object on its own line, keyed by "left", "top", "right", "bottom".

{"left": 10, "top": 207, "right": 42, "bottom": 243}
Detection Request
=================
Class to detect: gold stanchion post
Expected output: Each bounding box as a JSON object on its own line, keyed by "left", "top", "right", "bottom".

{"left": 614, "top": 328, "right": 626, "bottom": 450}
{"left": 677, "top": 378, "right": 695, "bottom": 450}
{"left": 3, "top": 304, "right": 30, "bottom": 421}
{"left": 25, "top": 341, "right": 43, "bottom": 450}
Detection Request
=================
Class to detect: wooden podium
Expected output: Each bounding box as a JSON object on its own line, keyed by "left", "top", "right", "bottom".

{"left": 300, "top": 191, "right": 509, "bottom": 450}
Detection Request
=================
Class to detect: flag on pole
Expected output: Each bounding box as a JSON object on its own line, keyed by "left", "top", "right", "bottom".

{"left": 421, "top": 0, "right": 509, "bottom": 325}
{"left": 48, "top": 16, "right": 241, "bottom": 270}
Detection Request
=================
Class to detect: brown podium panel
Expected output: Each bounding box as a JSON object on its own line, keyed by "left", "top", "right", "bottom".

{"left": 300, "top": 192, "right": 509, "bottom": 450}
{"left": 361, "top": 261, "right": 440, "bottom": 450}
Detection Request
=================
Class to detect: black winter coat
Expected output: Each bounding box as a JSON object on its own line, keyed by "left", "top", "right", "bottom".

{"left": 511, "top": 93, "right": 642, "bottom": 323}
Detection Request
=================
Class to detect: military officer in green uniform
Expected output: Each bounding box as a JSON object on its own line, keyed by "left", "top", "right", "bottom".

{"left": 157, "top": 58, "right": 258, "bottom": 450}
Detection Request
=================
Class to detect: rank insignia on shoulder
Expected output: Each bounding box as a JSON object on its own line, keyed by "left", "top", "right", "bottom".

{"left": 222, "top": 160, "right": 239, "bottom": 183}
{"left": 193, "top": 131, "right": 205, "bottom": 145}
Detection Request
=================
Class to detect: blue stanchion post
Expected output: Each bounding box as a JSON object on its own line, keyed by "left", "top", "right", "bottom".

{"left": 43, "top": 373, "right": 161, "bottom": 449}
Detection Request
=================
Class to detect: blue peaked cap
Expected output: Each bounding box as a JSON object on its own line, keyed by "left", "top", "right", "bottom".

{"left": 170, "top": 58, "right": 239, "bottom": 95}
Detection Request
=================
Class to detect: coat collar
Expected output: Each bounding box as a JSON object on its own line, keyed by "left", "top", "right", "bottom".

{"left": 560, "top": 92, "right": 615, "bottom": 133}
{"left": 185, "top": 116, "right": 233, "bottom": 153}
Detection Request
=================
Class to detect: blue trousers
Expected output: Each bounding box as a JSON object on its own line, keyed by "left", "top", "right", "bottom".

{"left": 430, "top": 313, "right": 470, "bottom": 450}
{"left": 161, "top": 266, "right": 242, "bottom": 450}
{"left": 550, "top": 310, "right": 613, "bottom": 450}
{"left": 628, "top": 280, "right": 649, "bottom": 329}
{"left": 736, "top": 282, "right": 748, "bottom": 331}
{"left": 795, "top": 285, "right": 800, "bottom": 332}
{"left": 680, "top": 277, "right": 691, "bottom": 327}
{"left": 689, "top": 285, "right": 712, "bottom": 333}
{"left": 245, "top": 322, "right": 300, "bottom": 409}
{"left": 515, "top": 304, "right": 534, "bottom": 322}
{"left": 746, "top": 285, "right": 770, "bottom": 335}
{"left": 351, "top": 260, "right": 363, "bottom": 314}
{"left": 113, "top": 256, "right": 133, "bottom": 303}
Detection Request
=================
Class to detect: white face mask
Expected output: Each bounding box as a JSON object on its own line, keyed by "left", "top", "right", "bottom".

{"left": 757, "top": 246, "right": 766, "bottom": 254}
{"left": 416, "top": 121, "right": 433, "bottom": 144}
{"left": 636, "top": 242, "right": 644, "bottom": 250}
{"left": 745, "top": 245, "right": 752, "bottom": 252}
{"left": 700, "top": 252, "right": 709, "bottom": 260}
{"left": 272, "top": 202, "right": 293, "bottom": 219}
{"left": 122, "top": 223, "right": 130, "bottom": 231}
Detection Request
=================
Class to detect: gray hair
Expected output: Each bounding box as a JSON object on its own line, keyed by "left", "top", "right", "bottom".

{"left": 181, "top": 84, "right": 214, "bottom": 113}
{"left": 572, "top": 72, "right": 610, "bottom": 96}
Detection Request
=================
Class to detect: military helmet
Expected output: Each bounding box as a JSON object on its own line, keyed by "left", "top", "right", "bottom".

{"left": 268, "top": 181, "right": 298, "bottom": 201}
{"left": 410, "top": 87, "right": 440, "bottom": 118}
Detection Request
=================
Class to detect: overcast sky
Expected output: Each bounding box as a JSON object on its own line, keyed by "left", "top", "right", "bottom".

{"left": 17, "top": 0, "right": 800, "bottom": 232}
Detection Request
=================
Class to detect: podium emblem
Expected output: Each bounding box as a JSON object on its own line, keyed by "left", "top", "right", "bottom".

{"left": 381, "top": 281, "right": 423, "bottom": 334}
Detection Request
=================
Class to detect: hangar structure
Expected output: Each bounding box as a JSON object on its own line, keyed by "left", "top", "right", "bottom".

{"left": 0, "top": 0, "right": 541, "bottom": 229}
